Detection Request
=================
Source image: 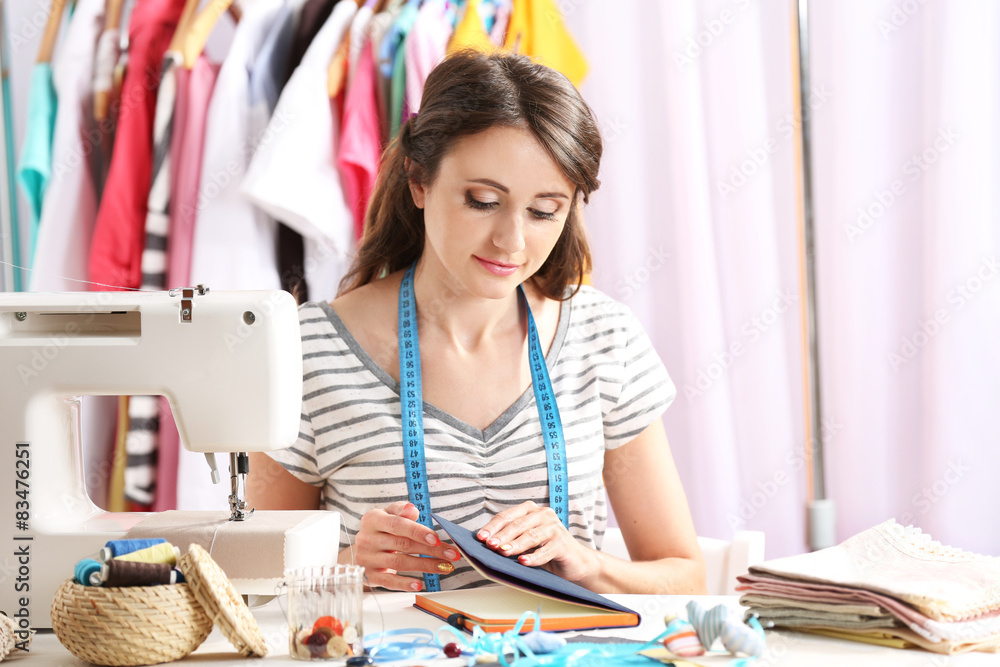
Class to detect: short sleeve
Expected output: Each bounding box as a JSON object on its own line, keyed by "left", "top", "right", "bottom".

{"left": 265, "top": 410, "right": 325, "bottom": 487}
{"left": 603, "top": 310, "right": 676, "bottom": 450}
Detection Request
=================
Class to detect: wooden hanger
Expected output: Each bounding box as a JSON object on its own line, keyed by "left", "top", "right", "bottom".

{"left": 326, "top": 31, "right": 351, "bottom": 99}
{"left": 37, "top": 0, "right": 70, "bottom": 64}
{"left": 104, "top": 0, "right": 125, "bottom": 30}
{"left": 169, "top": 0, "right": 202, "bottom": 53}
{"left": 328, "top": 0, "right": 388, "bottom": 98}
{"left": 180, "top": 0, "right": 236, "bottom": 68}
{"left": 94, "top": 0, "right": 125, "bottom": 121}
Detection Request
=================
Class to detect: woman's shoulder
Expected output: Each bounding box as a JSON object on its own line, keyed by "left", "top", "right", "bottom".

{"left": 328, "top": 273, "right": 400, "bottom": 335}
{"left": 564, "top": 284, "right": 638, "bottom": 327}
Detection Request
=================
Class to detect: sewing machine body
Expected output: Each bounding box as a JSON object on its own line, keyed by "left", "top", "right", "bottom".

{"left": 0, "top": 289, "right": 304, "bottom": 628}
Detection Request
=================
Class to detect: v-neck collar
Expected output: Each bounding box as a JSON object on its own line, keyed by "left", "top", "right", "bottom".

{"left": 317, "top": 295, "right": 572, "bottom": 443}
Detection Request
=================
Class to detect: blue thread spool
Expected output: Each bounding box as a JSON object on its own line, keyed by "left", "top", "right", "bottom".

{"left": 101, "top": 538, "right": 167, "bottom": 561}
{"left": 74, "top": 558, "right": 102, "bottom": 586}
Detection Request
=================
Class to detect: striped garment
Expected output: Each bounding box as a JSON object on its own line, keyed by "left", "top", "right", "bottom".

{"left": 267, "top": 285, "right": 676, "bottom": 589}
{"left": 125, "top": 51, "right": 181, "bottom": 508}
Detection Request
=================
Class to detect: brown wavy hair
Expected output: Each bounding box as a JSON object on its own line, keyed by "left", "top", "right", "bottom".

{"left": 337, "top": 49, "right": 603, "bottom": 300}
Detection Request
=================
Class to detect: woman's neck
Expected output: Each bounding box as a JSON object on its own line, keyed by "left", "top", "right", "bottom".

{"left": 411, "top": 260, "right": 524, "bottom": 353}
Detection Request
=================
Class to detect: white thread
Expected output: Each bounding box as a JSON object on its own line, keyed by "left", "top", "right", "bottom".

{"left": 342, "top": 522, "right": 387, "bottom": 644}
{"left": 0, "top": 259, "right": 153, "bottom": 291}
{"left": 207, "top": 520, "right": 228, "bottom": 556}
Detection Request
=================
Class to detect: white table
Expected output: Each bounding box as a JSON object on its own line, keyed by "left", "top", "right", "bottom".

{"left": 24, "top": 590, "right": 998, "bottom": 666}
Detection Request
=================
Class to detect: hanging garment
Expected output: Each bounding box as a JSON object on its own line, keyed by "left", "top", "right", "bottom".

{"left": 27, "top": 0, "right": 119, "bottom": 517}
{"left": 404, "top": 0, "right": 454, "bottom": 116}
{"left": 91, "top": 25, "right": 120, "bottom": 197}
{"left": 382, "top": 1, "right": 420, "bottom": 137}
{"left": 277, "top": 0, "right": 338, "bottom": 302}
{"left": 88, "top": 0, "right": 187, "bottom": 290}
{"left": 179, "top": 0, "right": 296, "bottom": 511}
{"left": 30, "top": 0, "right": 105, "bottom": 292}
{"left": 447, "top": 0, "right": 492, "bottom": 54}
{"left": 346, "top": 2, "right": 375, "bottom": 91}
{"left": 140, "top": 52, "right": 181, "bottom": 291}
{"left": 152, "top": 397, "right": 178, "bottom": 511}
{"left": 166, "top": 55, "right": 220, "bottom": 289}
{"left": 337, "top": 39, "right": 380, "bottom": 239}
{"left": 371, "top": 2, "right": 405, "bottom": 144}
{"left": 242, "top": 0, "right": 357, "bottom": 304}
{"left": 286, "top": 0, "right": 338, "bottom": 80}
{"left": 16, "top": 63, "right": 57, "bottom": 264}
{"left": 490, "top": 0, "right": 511, "bottom": 45}
{"left": 106, "top": 396, "right": 130, "bottom": 513}
{"left": 126, "top": 50, "right": 182, "bottom": 511}
{"left": 187, "top": 0, "right": 293, "bottom": 294}
{"left": 503, "top": 0, "right": 587, "bottom": 86}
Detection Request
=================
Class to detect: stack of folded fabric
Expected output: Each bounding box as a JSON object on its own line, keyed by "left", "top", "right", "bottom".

{"left": 737, "top": 519, "right": 1000, "bottom": 654}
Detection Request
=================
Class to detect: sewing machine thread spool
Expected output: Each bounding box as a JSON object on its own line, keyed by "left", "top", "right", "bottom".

{"left": 102, "top": 560, "right": 176, "bottom": 587}
{"left": 114, "top": 543, "right": 180, "bottom": 565}
{"left": 100, "top": 538, "right": 167, "bottom": 561}
{"left": 74, "top": 559, "right": 102, "bottom": 587}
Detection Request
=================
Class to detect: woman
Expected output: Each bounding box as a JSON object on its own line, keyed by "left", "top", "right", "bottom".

{"left": 248, "top": 50, "right": 705, "bottom": 595}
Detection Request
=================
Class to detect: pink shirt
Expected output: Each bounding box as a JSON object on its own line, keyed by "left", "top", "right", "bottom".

{"left": 404, "top": 0, "right": 453, "bottom": 116}
{"left": 337, "top": 42, "right": 381, "bottom": 239}
{"left": 167, "top": 56, "right": 220, "bottom": 289}
{"left": 152, "top": 56, "right": 218, "bottom": 512}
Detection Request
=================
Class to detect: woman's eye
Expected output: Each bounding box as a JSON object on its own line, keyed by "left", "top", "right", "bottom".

{"left": 529, "top": 208, "right": 556, "bottom": 220}
{"left": 466, "top": 193, "right": 499, "bottom": 210}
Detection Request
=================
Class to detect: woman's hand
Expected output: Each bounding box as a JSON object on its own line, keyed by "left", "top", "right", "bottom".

{"left": 475, "top": 501, "right": 599, "bottom": 583}
{"left": 348, "top": 501, "right": 462, "bottom": 591}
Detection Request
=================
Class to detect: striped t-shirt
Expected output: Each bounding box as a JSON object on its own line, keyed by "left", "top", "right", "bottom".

{"left": 267, "top": 285, "right": 676, "bottom": 589}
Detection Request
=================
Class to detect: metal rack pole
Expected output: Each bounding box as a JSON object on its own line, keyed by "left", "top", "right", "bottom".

{"left": 0, "top": 0, "right": 21, "bottom": 292}
{"left": 794, "top": 0, "right": 835, "bottom": 550}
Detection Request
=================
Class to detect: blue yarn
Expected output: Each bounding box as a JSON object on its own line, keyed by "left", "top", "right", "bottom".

{"left": 104, "top": 538, "right": 166, "bottom": 558}
{"left": 74, "top": 558, "right": 102, "bottom": 586}
{"left": 173, "top": 567, "right": 186, "bottom": 584}
{"left": 364, "top": 629, "right": 440, "bottom": 662}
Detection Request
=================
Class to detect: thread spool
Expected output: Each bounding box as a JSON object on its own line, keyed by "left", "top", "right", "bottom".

{"left": 114, "top": 542, "right": 180, "bottom": 565}
{"left": 100, "top": 537, "right": 167, "bottom": 561}
{"left": 74, "top": 558, "right": 102, "bottom": 587}
{"left": 101, "top": 560, "right": 175, "bottom": 587}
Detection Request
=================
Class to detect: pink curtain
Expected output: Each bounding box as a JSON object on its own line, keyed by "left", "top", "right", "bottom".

{"left": 567, "top": 0, "right": 1000, "bottom": 557}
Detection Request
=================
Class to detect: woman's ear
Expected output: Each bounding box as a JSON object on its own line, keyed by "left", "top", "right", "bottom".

{"left": 405, "top": 157, "right": 426, "bottom": 209}
{"left": 408, "top": 178, "right": 426, "bottom": 209}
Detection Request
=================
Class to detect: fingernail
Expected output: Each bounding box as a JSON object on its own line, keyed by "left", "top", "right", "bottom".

{"left": 477, "top": 530, "right": 490, "bottom": 540}
{"left": 499, "top": 544, "right": 512, "bottom": 552}
{"left": 487, "top": 538, "right": 499, "bottom": 548}
{"left": 410, "top": 581, "right": 422, "bottom": 591}
{"left": 444, "top": 548, "right": 459, "bottom": 560}
{"left": 437, "top": 562, "right": 455, "bottom": 574}
{"left": 405, "top": 502, "right": 415, "bottom": 509}
{"left": 519, "top": 555, "right": 530, "bottom": 564}
{"left": 425, "top": 533, "right": 440, "bottom": 546}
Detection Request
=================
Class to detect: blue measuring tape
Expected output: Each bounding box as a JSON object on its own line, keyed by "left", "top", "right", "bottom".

{"left": 397, "top": 264, "right": 569, "bottom": 592}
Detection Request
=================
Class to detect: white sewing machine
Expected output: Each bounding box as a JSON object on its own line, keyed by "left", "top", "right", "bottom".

{"left": 0, "top": 288, "right": 339, "bottom": 630}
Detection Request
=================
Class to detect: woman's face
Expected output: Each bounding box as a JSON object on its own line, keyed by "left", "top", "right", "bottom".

{"left": 409, "top": 125, "right": 576, "bottom": 300}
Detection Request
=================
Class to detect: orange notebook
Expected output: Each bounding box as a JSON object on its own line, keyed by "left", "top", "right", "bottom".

{"left": 414, "top": 514, "right": 640, "bottom": 633}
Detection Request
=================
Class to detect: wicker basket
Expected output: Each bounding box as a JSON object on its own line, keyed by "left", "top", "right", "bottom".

{"left": 50, "top": 578, "right": 213, "bottom": 666}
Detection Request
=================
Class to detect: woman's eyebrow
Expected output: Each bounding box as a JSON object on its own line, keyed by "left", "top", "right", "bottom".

{"left": 467, "top": 178, "right": 569, "bottom": 199}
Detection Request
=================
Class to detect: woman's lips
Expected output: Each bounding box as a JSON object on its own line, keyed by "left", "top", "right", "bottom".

{"left": 475, "top": 256, "right": 518, "bottom": 276}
